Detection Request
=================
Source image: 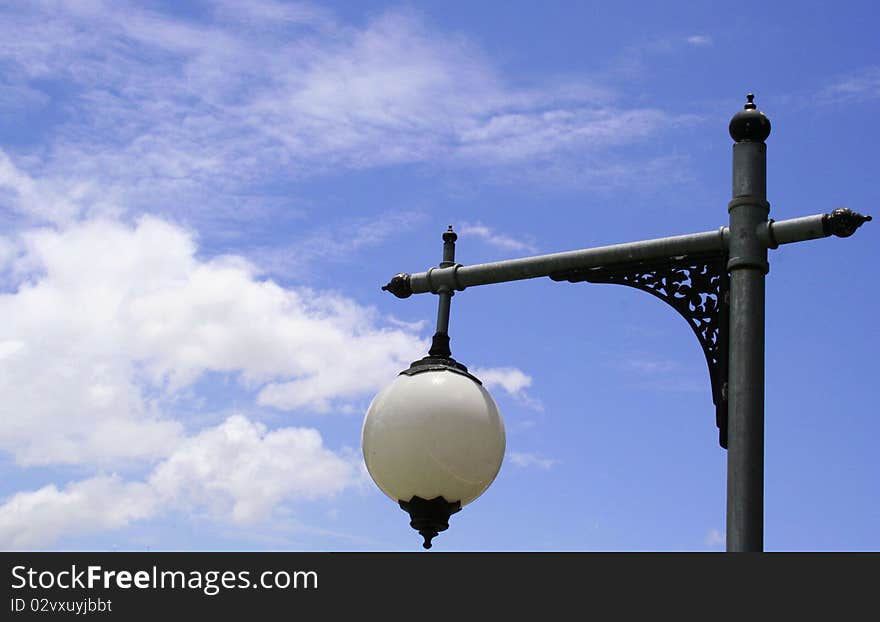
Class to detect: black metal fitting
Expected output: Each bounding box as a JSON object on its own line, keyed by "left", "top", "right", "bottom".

{"left": 428, "top": 332, "right": 451, "bottom": 358}
{"left": 399, "top": 354, "right": 482, "bottom": 384}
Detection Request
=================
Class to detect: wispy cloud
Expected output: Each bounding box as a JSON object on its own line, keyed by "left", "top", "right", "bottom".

{"left": 626, "top": 378, "right": 704, "bottom": 394}
{"left": 459, "top": 223, "right": 537, "bottom": 254}
{"left": 612, "top": 358, "right": 680, "bottom": 374}
{"left": 818, "top": 66, "right": 880, "bottom": 104}
{"left": 607, "top": 34, "right": 715, "bottom": 79}
{"left": 686, "top": 35, "right": 713, "bottom": 47}
{"left": 508, "top": 452, "right": 560, "bottom": 470}
{"left": 251, "top": 210, "right": 427, "bottom": 278}
{"left": 705, "top": 528, "right": 724, "bottom": 548}
{"left": 0, "top": 2, "right": 686, "bottom": 228}
{"left": 612, "top": 357, "right": 703, "bottom": 394}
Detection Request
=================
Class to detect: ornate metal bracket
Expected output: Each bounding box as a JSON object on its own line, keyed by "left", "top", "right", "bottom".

{"left": 550, "top": 252, "right": 730, "bottom": 448}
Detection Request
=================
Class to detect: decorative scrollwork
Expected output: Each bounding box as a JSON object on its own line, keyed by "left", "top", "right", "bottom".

{"left": 550, "top": 252, "right": 730, "bottom": 448}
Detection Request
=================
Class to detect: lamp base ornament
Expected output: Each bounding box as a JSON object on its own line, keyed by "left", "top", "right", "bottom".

{"left": 399, "top": 496, "right": 462, "bottom": 549}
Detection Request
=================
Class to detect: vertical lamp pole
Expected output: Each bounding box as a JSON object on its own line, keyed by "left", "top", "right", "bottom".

{"left": 727, "top": 93, "right": 771, "bottom": 551}
{"left": 365, "top": 94, "right": 871, "bottom": 551}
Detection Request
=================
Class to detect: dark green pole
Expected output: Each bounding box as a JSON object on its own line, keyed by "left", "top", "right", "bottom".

{"left": 726, "top": 94, "right": 771, "bottom": 552}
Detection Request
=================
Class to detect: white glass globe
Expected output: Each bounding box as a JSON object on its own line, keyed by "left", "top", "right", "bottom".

{"left": 362, "top": 367, "right": 505, "bottom": 507}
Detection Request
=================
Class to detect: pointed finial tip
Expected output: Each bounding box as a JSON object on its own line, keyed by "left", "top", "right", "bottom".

{"left": 744, "top": 93, "right": 756, "bottom": 110}
{"left": 422, "top": 537, "right": 433, "bottom": 549}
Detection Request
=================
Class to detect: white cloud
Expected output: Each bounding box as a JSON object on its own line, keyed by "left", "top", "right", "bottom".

{"left": 0, "top": 214, "right": 539, "bottom": 554}
{"left": 508, "top": 452, "right": 560, "bottom": 470}
{"left": 150, "top": 415, "right": 358, "bottom": 523}
{"left": 0, "top": 216, "right": 424, "bottom": 466}
{"left": 472, "top": 366, "right": 543, "bottom": 411}
{"left": 0, "top": 476, "right": 157, "bottom": 550}
{"left": 474, "top": 366, "right": 532, "bottom": 395}
{"left": 459, "top": 223, "right": 537, "bottom": 254}
{"left": 0, "top": 415, "right": 360, "bottom": 548}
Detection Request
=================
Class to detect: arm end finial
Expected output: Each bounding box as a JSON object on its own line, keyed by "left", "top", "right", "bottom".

{"left": 823, "top": 208, "right": 872, "bottom": 238}
{"left": 382, "top": 273, "right": 413, "bottom": 298}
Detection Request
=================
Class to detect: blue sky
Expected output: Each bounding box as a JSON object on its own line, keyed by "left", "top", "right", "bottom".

{"left": 0, "top": 0, "right": 876, "bottom": 551}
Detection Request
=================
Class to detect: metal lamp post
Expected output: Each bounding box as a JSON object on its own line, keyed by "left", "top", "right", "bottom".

{"left": 362, "top": 95, "right": 872, "bottom": 552}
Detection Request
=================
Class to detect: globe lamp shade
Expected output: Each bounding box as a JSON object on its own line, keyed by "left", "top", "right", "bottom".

{"left": 362, "top": 362, "right": 505, "bottom": 548}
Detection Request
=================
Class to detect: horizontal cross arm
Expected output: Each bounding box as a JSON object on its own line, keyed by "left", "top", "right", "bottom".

{"left": 381, "top": 209, "right": 871, "bottom": 298}
{"left": 404, "top": 228, "right": 727, "bottom": 295}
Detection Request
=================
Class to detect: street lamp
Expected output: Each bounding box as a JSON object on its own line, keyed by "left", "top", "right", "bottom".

{"left": 362, "top": 227, "right": 506, "bottom": 549}
{"left": 362, "top": 95, "right": 871, "bottom": 551}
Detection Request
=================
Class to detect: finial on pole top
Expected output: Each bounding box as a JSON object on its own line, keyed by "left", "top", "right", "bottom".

{"left": 729, "top": 92, "right": 771, "bottom": 143}
{"left": 442, "top": 225, "right": 457, "bottom": 243}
